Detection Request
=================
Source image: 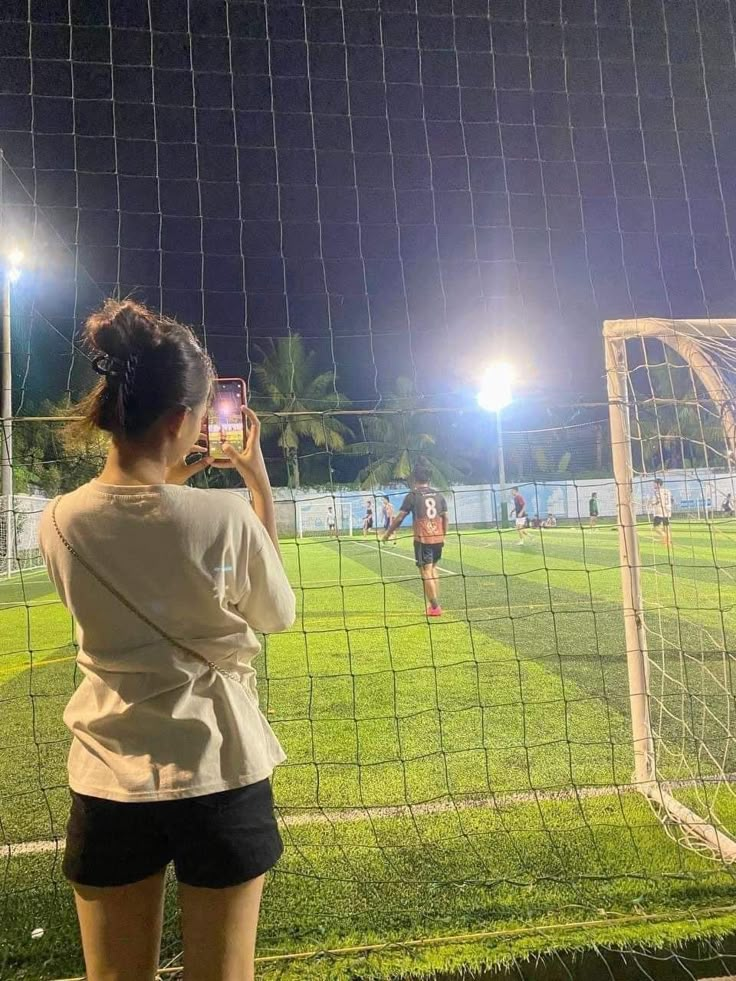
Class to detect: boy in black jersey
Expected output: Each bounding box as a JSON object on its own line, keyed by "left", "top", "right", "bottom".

{"left": 383, "top": 464, "right": 448, "bottom": 616}
{"left": 362, "top": 499, "right": 374, "bottom": 536}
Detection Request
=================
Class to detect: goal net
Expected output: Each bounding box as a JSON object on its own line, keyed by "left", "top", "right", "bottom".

{"left": 605, "top": 318, "right": 736, "bottom": 861}
{"left": 0, "top": 493, "right": 50, "bottom": 576}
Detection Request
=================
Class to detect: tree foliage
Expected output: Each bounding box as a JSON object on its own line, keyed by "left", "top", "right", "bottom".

{"left": 347, "top": 377, "right": 466, "bottom": 489}
{"left": 13, "top": 399, "right": 106, "bottom": 497}
{"left": 634, "top": 359, "right": 727, "bottom": 471}
{"left": 249, "top": 335, "right": 352, "bottom": 488}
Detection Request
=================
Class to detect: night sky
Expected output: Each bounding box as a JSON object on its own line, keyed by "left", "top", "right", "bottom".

{"left": 3, "top": 0, "right": 736, "bottom": 416}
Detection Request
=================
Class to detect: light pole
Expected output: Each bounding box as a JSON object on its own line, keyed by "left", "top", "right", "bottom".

{"left": 477, "top": 362, "right": 514, "bottom": 529}
{"left": 1, "top": 248, "right": 21, "bottom": 576}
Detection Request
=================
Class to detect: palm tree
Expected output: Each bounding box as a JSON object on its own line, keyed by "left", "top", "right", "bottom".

{"left": 250, "top": 335, "right": 351, "bottom": 488}
{"left": 347, "top": 377, "right": 465, "bottom": 489}
{"left": 634, "top": 362, "right": 727, "bottom": 471}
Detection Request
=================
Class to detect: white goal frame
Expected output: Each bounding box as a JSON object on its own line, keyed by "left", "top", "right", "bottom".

{"left": 604, "top": 318, "right": 736, "bottom": 862}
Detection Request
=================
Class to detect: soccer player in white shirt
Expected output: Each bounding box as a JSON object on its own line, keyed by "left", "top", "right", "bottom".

{"left": 650, "top": 478, "right": 673, "bottom": 547}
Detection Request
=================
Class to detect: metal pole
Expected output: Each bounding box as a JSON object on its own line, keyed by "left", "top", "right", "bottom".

{"left": 1, "top": 267, "right": 13, "bottom": 577}
{"left": 496, "top": 408, "right": 508, "bottom": 529}
{"left": 604, "top": 333, "right": 655, "bottom": 789}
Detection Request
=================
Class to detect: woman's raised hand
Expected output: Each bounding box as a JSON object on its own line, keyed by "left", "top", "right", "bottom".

{"left": 212, "top": 407, "right": 270, "bottom": 489}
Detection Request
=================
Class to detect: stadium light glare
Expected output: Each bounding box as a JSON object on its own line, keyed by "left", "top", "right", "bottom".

{"left": 477, "top": 361, "right": 514, "bottom": 413}
{"left": 476, "top": 362, "right": 514, "bottom": 529}
{"left": 6, "top": 247, "right": 23, "bottom": 285}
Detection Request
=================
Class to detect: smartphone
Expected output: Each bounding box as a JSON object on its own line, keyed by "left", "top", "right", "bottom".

{"left": 206, "top": 378, "right": 247, "bottom": 461}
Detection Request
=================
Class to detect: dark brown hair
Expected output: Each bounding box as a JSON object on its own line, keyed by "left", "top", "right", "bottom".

{"left": 79, "top": 299, "right": 213, "bottom": 439}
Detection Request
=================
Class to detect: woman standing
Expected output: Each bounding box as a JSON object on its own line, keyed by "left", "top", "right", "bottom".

{"left": 40, "top": 300, "right": 295, "bottom": 981}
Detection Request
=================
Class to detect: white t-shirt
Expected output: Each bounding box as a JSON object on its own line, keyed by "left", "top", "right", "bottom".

{"left": 39, "top": 481, "right": 295, "bottom": 803}
{"left": 650, "top": 486, "right": 673, "bottom": 518}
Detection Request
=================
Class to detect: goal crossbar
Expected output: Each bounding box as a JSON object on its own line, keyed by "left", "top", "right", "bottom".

{"left": 604, "top": 318, "right": 736, "bottom": 341}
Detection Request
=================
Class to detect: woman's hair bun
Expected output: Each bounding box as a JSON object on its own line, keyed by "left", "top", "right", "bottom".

{"left": 85, "top": 299, "right": 159, "bottom": 362}
{"left": 78, "top": 298, "right": 213, "bottom": 438}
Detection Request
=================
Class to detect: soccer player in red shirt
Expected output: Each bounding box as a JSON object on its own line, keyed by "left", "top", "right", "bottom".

{"left": 383, "top": 464, "right": 448, "bottom": 616}
{"left": 511, "top": 486, "right": 529, "bottom": 545}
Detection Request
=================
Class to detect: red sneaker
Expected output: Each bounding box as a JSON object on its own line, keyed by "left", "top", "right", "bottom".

{"left": 427, "top": 605, "right": 443, "bottom": 617}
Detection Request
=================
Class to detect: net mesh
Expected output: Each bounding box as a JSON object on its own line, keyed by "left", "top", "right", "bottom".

{"left": 3, "top": 1, "right": 736, "bottom": 979}
{"left": 606, "top": 319, "right": 736, "bottom": 862}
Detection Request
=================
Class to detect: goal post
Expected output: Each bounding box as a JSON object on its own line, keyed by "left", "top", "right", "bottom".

{"left": 604, "top": 330, "right": 656, "bottom": 791}
{"left": 604, "top": 318, "right": 736, "bottom": 862}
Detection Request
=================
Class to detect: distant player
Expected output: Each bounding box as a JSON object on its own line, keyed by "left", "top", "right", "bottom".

{"left": 326, "top": 505, "right": 337, "bottom": 537}
{"left": 544, "top": 512, "right": 557, "bottom": 528}
{"left": 381, "top": 495, "right": 396, "bottom": 541}
{"left": 511, "top": 486, "right": 529, "bottom": 544}
{"left": 589, "top": 492, "right": 599, "bottom": 528}
{"left": 650, "top": 478, "right": 672, "bottom": 546}
{"left": 383, "top": 465, "right": 448, "bottom": 617}
{"left": 723, "top": 493, "right": 734, "bottom": 516}
{"left": 362, "top": 498, "right": 374, "bottom": 536}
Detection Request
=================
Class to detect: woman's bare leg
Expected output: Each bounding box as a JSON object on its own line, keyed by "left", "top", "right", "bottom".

{"left": 72, "top": 869, "right": 166, "bottom": 981}
{"left": 179, "top": 875, "right": 265, "bottom": 981}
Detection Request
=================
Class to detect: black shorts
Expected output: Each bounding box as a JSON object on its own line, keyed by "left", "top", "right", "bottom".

{"left": 653, "top": 516, "right": 670, "bottom": 527}
{"left": 384, "top": 517, "right": 391, "bottom": 530}
{"left": 414, "top": 541, "right": 443, "bottom": 567}
{"left": 364, "top": 516, "right": 373, "bottom": 529}
{"left": 63, "top": 778, "right": 283, "bottom": 889}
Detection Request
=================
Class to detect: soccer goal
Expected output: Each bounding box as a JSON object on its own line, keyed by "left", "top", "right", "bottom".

{"left": 605, "top": 318, "right": 736, "bottom": 861}
{"left": 0, "top": 493, "right": 50, "bottom": 577}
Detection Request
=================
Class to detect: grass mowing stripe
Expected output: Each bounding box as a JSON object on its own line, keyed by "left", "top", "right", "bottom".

{"left": 337, "top": 533, "right": 736, "bottom": 792}
{"left": 446, "top": 529, "right": 736, "bottom": 635}
{"left": 465, "top": 523, "right": 736, "bottom": 585}
{"left": 270, "top": 537, "right": 637, "bottom": 809}
{"left": 458, "top": 526, "right": 736, "bottom": 596}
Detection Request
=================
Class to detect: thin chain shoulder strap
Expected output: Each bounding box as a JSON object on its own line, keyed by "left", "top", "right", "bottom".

{"left": 51, "top": 497, "right": 241, "bottom": 683}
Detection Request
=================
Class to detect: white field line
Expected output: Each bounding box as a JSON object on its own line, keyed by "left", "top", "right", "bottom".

{"left": 1, "top": 595, "right": 55, "bottom": 603}
{"left": 347, "top": 539, "right": 459, "bottom": 577}
{"left": 1, "top": 568, "right": 49, "bottom": 583}
{"left": 300, "top": 573, "right": 415, "bottom": 587}
{"left": 7, "top": 774, "right": 736, "bottom": 858}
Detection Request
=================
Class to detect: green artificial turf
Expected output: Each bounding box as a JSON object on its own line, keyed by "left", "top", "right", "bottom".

{"left": 2, "top": 521, "right": 736, "bottom": 979}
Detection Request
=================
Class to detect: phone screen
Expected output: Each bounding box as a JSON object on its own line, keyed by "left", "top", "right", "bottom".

{"left": 208, "top": 379, "right": 246, "bottom": 456}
